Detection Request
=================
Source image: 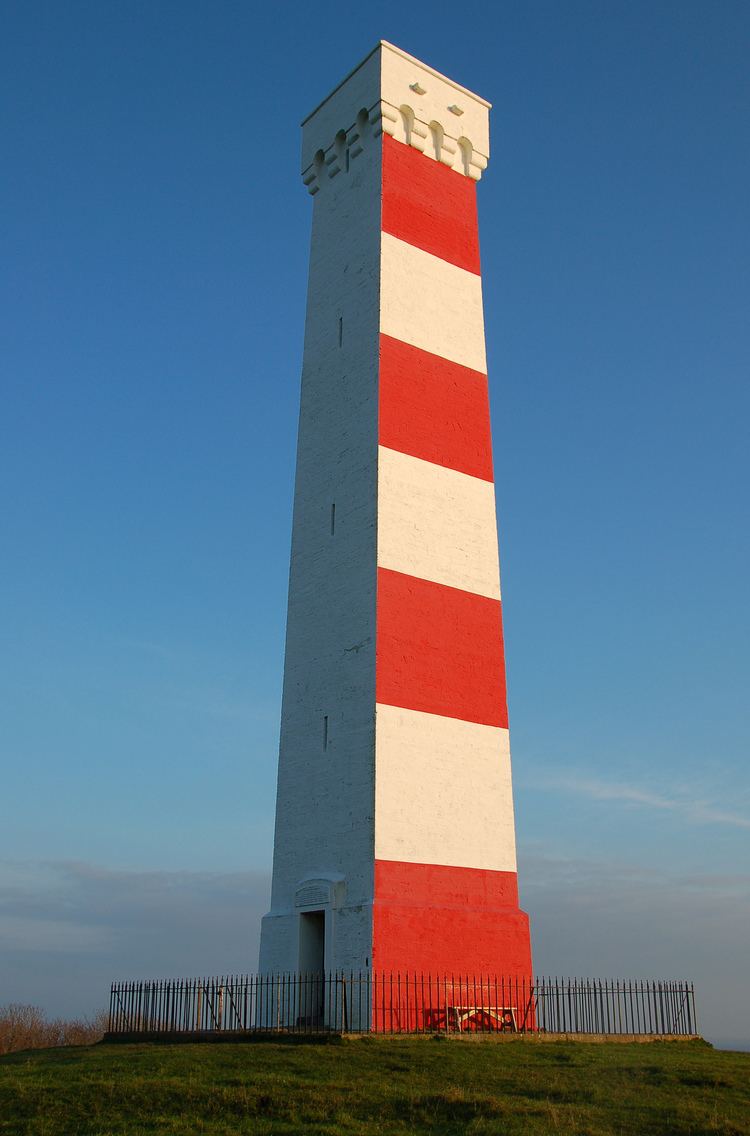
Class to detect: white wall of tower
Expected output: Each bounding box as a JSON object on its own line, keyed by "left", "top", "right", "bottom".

{"left": 374, "top": 705, "right": 518, "bottom": 872}
{"left": 380, "top": 234, "right": 488, "bottom": 372}
{"left": 259, "top": 136, "right": 382, "bottom": 975}
{"left": 377, "top": 446, "right": 501, "bottom": 600}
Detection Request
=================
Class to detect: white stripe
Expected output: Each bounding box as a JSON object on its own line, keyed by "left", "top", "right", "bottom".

{"left": 380, "top": 232, "right": 487, "bottom": 373}
{"left": 374, "top": 704, "right": 518, "bottom": 872}
{"left": 377, "top": 446, "right": 501, "bottom": 600}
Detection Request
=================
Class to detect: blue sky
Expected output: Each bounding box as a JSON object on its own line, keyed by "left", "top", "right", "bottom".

{"left": 1, "top": 1, "right": 748, "bottom": 1046}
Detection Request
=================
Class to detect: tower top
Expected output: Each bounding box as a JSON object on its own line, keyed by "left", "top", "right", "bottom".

{"left": 301, "top": 41, "right": 491, "bottom": 189}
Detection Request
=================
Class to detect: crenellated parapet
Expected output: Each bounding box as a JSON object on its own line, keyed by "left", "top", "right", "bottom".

{"left": 301, "top": 41, "right": 490, "bottom": 195}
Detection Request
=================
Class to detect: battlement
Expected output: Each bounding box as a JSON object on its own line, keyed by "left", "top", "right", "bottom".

{"left": 301, "top": 41, "right": 490, "bottom": 193}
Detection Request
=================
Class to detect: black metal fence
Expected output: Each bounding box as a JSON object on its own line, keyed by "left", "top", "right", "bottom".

{"left": 107, "top": 973, "right": 697, "bottom": 1037}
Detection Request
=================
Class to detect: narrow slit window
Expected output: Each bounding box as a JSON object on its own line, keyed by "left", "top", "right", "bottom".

{"left": 330, "top": 502, "right": 336, "bottom": 535}
{"left": 338, "top": 316, "right": 343, "bottom": 347}
{"left": 323, "top": 715, "right": 329, "bottom": 751}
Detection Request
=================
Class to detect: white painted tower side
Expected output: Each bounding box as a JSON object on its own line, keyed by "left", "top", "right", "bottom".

{"left": 258, "top": 117, "right": 382, "bottom": 975}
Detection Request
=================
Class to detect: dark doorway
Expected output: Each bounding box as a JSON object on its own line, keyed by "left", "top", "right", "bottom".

{"left": 298, "top": 910, "right": 325, "bottom": 1026}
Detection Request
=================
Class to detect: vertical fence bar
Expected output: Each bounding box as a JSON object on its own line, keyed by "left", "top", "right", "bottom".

{"left": 665, "top": 980, "right": 672, "bottom": 1035}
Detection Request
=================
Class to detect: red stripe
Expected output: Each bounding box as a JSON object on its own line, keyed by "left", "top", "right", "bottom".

{"left": 379, "top": 335, "right": 494, "bottom": 481}
{"left": 381, "top": 134, "right": 481, "bottom": 275}
{"left": 373, "top": 859, "right": 532, "bottom": 976}
{"left": 376, "top": 567, "right": 508, "bottom": 728}
{"left": 376, "top": 860, "right": 520, "bottom": 908}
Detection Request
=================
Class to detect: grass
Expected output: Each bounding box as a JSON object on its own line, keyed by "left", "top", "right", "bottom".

{"left": 1, "top": 1036, "right": 749, "bottom": 1135}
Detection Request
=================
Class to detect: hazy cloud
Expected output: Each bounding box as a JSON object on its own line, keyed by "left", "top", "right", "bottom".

{"left": 0, "top": 860, "right": 270, "bottom": 1017}
{"left": 0, "top": 916, "right": 110, "bottom": 953}
{"left": 524, "top": 774, "right": 750, "bottom": 830}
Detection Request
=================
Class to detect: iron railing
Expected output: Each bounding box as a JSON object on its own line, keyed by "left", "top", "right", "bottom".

{"left": 107, "top": 972, "right": 697, "bottom": 1037}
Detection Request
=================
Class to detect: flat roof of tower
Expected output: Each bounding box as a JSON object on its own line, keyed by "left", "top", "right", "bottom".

{"left": 301, "top": 40, "right": 491, "bottom": 127}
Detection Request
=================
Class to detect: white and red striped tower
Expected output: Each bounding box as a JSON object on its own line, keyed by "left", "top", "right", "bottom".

{"left": 259, "top": 42, "right": 532, "bottom": 984}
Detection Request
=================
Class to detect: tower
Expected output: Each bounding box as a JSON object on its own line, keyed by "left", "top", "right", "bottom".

{"left": 259, "top": 42, "right": 532, "bottom": 986}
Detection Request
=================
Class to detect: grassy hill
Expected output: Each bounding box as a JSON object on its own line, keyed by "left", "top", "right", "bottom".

{"left": 1, "top": 1036, "right": 748, "bottom": 1135}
